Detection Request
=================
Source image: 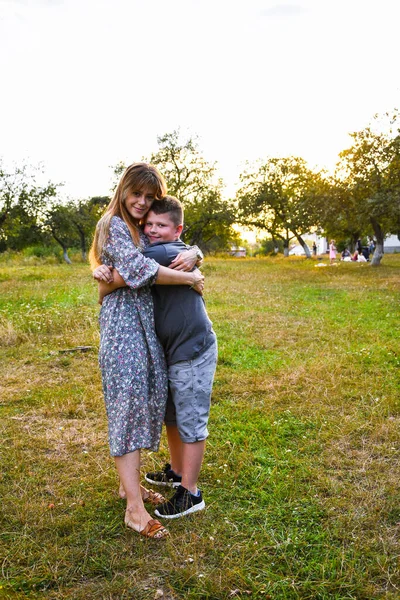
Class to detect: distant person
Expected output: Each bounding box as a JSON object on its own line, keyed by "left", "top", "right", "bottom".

{"left": 351, "top": 250, "right": 367, "bottom": 262}
{"left": 329, "top": 239, "right": 337, "bottom": 265}
{"left": 368, "top": 237, "right": 375, "bottom": 254}
{"left": 356, "top": 239, "right": 363, "bottom": 254}
{"left": 312, "top": 241, "right": 317, "bottom": 256}
{"left": 341, "top": 248, "right": 351, "bottom": 261}
{"left": 361, "top": 246, "right": 370, "bottom": 261}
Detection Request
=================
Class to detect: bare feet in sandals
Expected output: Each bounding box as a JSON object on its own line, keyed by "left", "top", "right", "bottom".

{"left": 124, "top": 507, "right": 169, "bottom": 539}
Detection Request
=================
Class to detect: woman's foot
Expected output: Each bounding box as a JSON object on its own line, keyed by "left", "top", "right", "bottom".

{"left": 124, "top": 507, "right": 169, "bottom": 539}
{"left": 119, "top": 482, "right": 126, "bottom": 499}
{"left": 119, "top": 483, "right": 166, "bottom": 505}
{"left": 141, "top": 486, "right": 167, "bottom": 506}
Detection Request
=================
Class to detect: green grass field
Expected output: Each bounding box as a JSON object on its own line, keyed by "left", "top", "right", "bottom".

{"left": 1, "top": 254, "right": 399, "bottom": 599}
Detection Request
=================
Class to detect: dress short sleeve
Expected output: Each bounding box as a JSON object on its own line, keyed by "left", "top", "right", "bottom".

{"left": 102, "top": 216, "right": 159, "bottom": 289}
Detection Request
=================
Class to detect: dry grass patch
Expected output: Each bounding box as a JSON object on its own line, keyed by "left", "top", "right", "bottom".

{"left": 1, "top": 256, "right": 400, "bottom": 599}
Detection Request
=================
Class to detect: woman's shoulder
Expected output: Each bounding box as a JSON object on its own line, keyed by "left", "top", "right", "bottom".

{"left": 107, "top": 216, "right": 143, "bottom": 252}
{"left": 109, "top": 215, "right": 130, "bottom": 236}
{"left": 110, "top": 215, "right": 125, "bottom": 227}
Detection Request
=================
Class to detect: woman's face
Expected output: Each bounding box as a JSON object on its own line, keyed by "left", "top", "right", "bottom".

{"left": 124, "top": 188, "right": 155, "bottom": 221}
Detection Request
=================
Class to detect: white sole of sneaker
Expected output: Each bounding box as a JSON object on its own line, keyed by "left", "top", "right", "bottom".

{"left": 145, "top": 475, "right": 181, "bottom": 488}
{"left": 155, "top": 500, "right": 206, "bottom": 519}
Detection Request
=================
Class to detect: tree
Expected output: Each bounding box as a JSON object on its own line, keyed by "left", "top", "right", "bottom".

{"left": 237, "top": 157, "right": 323, "bottom": 257}
{"left": 0, "top": 203, "right": 49, "bottom": 251}
{"left": 113, "top": 134, "right": 237, "bottom": 252}
{"left": 335, "top": 112, "right": 400, "bottom": 265}
{"left": 0, "top": 161, "right": 58, "bottom": 247}
{"left": 43, "top": 204, "right": 78, "bottom": 263}
{"left": 310, "top": 175, "right": 366, "bottom": 252}
{"left": 68, "top": 196, "right": 109, "bottom": 260}
{"left": 259, "top": 236, "right": 284, "bottom": 255}
{"left": 147, "top": 131, "right": 237, "bottom": 252}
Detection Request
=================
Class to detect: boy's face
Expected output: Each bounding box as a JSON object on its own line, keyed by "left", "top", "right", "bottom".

{"left": 144, "top": 211, "right": 183, "bottom": 243}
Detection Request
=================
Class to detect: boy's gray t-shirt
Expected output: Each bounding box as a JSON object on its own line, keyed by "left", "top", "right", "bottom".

{"left": 143, "top": 240, "right": 216, "bottom": 365}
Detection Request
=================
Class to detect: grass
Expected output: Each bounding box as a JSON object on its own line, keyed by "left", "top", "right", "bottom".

{"left": 0, "top": 253, "right": 399, "bottom": 599}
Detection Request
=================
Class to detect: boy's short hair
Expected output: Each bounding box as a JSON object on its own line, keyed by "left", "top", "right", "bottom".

{"left": 150, "top": 195, "right": 183, "bottom": 227}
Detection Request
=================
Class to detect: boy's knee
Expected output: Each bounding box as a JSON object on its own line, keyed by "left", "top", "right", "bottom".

{"left": 179, "top": 431, "right": 209, "bottom": 444}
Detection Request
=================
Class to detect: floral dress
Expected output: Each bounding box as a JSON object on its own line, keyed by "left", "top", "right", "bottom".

{"left": 99, "top": 216, "right": 168, "bottom": 457}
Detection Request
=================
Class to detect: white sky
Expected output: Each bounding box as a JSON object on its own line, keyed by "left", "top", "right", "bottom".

{"left": 1, "top": 0, "right": 399, "bottom": 199}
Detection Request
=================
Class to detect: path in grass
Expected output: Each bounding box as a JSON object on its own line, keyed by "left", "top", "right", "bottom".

{"left": 1, "top": 255, "right": 399, "bottom": 599}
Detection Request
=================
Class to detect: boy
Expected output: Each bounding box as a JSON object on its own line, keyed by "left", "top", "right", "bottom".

{"left": 99, "top": 196, "right": 217, "bottom": 519}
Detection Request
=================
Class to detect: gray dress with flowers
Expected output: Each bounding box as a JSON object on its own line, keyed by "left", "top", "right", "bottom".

{"left": 99, "top": 216, "right": 168, "bottom": 457}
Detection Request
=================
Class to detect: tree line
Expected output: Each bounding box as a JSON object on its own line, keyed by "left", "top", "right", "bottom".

{"left": 1, "top": 112, "right": 399, "bottom": 266}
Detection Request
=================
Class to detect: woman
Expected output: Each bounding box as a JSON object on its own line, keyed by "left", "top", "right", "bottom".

{"left": 89, "top": 163, "right": 203, "bottom": 539}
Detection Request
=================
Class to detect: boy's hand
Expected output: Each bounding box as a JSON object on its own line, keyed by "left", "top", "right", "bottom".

{"left": 93, "top": 264, "right": 114, "bottom": 283}
{"left": 170, "top": 248, "right": 199, "bottom": 271}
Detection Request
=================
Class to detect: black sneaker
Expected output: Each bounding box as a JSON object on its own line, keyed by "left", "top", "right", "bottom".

{"left": 145, "top": 463, "right": 182, "bottom": 488}
{"left": 154, "top": 485, "right": 205, "bottom": 519}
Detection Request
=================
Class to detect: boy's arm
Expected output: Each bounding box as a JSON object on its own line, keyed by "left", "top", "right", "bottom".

{"left": 98, "top": 270, "right": 127, "bottom": 304}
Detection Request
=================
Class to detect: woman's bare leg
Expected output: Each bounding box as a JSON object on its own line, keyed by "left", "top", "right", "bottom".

{"left": 114, "top": 450, "right": 153, "bottom": 532}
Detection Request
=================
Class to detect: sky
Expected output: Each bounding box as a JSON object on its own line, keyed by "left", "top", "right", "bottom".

{"left": 1, "top": 0, "right": 399, "bottom": 200}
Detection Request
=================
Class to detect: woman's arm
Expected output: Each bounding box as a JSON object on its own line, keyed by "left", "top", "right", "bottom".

{"left": 98, "top": 271, "right": 126, "bottom": 303}
{"left": 156, "top": 265, "right": 204, "bottom": 291}
{"left": 95, "top": 219, "right": 204, "bottom": 298}
{"left": 92, "top": 246, "right": 203, "bottom": 281}
{"left": 97, "top": 265, "right": 204, "bottom": 304}
{"left": 169, "top": 246, "right": 203, "bottom": 270}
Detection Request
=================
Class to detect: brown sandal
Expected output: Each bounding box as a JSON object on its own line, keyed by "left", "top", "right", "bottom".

{"left": 141, "top": 487, "right": 167, "bottom": 506}
{"left": 125, "top": 513, "right": 169, "bottom": 539}
{"left": 140, "top": 519, "right": 169, "bottom": 539}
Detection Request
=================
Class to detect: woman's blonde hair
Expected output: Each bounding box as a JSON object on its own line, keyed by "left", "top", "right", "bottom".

{"left": 89, "top": 163, "right": 167, "bottom": 268}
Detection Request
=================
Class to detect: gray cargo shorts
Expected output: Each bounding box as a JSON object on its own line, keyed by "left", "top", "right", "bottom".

{"left": 164, "top": 341, "right": 218, "bottom": 443}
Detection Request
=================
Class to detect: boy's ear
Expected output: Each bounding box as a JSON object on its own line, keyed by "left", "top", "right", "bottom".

{"left": 175, "top": 224, "right": 183, "bottom": 238}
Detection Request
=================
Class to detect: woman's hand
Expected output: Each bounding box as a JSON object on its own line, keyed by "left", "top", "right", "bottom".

{"left": 93, "top": 265, "right": 114, "bottom": 283}
{"left": 170, "top": 248, "right": 199, "bottom": 271}
{"left": 190, "top": 269, "right": 205, "bottom": 295}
